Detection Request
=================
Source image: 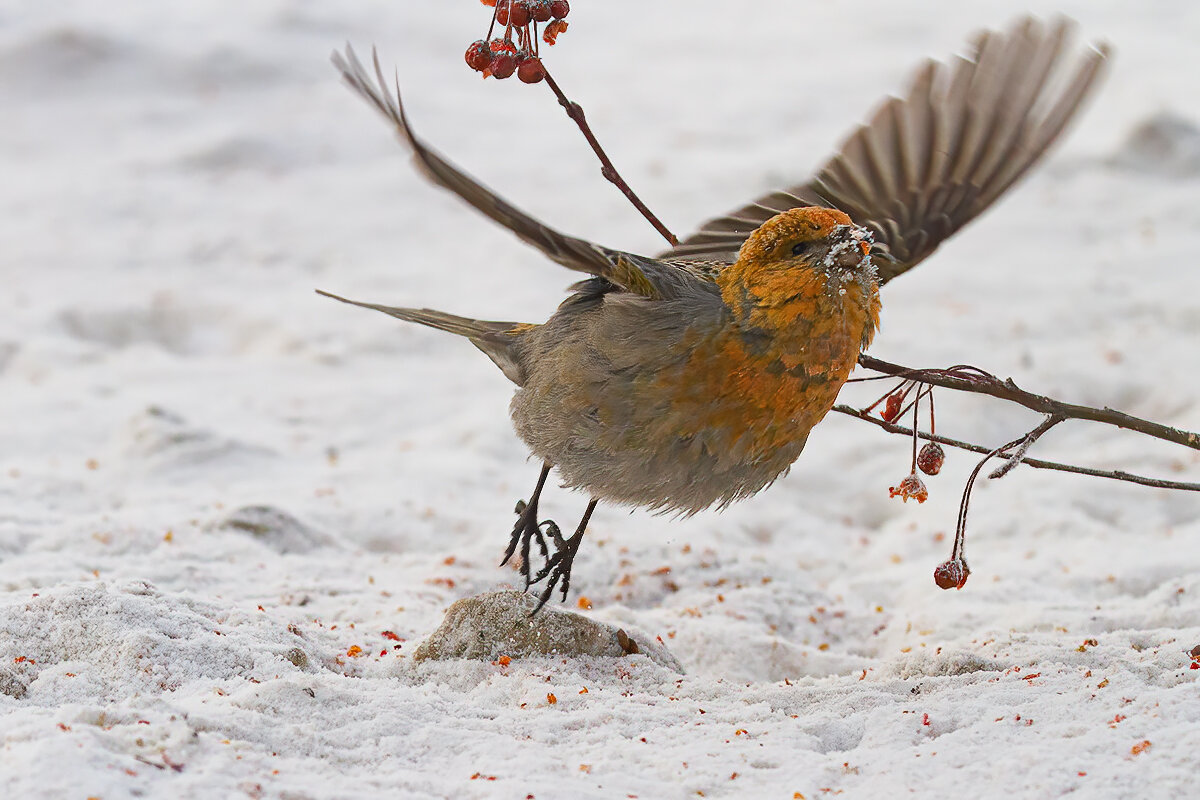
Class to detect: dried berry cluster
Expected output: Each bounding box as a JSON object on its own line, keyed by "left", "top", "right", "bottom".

{"left": 466, "top": 0, "right": 570, "bottom": 83}
{"left": 879, "top": 385, "right": 945, "bottom": 505}
{"left": 866, "top": 380, "right": 971, "bottom": 590}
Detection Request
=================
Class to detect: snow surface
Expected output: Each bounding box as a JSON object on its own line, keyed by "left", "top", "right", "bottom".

{"left": 3, "top": 0, "right": 1200, "bottom": 797}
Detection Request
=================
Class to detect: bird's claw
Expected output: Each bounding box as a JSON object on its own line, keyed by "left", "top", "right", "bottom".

{"left": 530, "top": 531, "right": 583, "bottom": 614}
{"left": 503, "top": 497, "right": 560, "bottom": 589}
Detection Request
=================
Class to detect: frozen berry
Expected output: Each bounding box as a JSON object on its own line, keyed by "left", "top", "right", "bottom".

{"left": 917, "top": 442, "right": 945, "bottom": 475}
{"left": 495, "top": 0, "right": 511, "bottom": 25}
{"left": 509, "top": 0, "right": 531, "bottom": 26}
{"left": 464, "top": 40, "right": 493, "bottom": 72}
{"left": 530, "top": 0, "right": 553, "bottom": 23}
{"left": 550, "top": 0, "right": 570, "bottom": 18}
{"left": 881, "top": 392, "right": 903, "bottom": 422}
{"left": 490, "top": 51, "right": 517, "bottom": 79}
{"left": 517, "top": 55, "right": 546, "bottom": 83}
{"left": 934, "top": 558, "right": 970, "bottom": 590}
{"left": 888, "top": 473, "right": 928, "bottom": 503}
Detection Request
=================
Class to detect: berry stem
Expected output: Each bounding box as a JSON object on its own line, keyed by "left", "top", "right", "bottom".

{"left": 541, "top": 69, "right": 679, "bottom": 247}
{"left": 909, "top": 387, "right": 921, "bottom": 473}
{"left": 832, "top": 402, "right": 1200, "bottom": 492}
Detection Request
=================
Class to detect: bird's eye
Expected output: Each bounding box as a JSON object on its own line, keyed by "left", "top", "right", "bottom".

{"left": 791, "top": 242, "right": 809, "bottom": 256}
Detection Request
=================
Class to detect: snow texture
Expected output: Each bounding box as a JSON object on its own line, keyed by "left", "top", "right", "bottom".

{"left": 2, "top": 1, "right": 1199, "bottom": 798}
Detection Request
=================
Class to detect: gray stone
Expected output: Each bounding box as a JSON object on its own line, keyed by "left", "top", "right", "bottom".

{"left": 413, "top": 591, "right": 681, "bottom": 672}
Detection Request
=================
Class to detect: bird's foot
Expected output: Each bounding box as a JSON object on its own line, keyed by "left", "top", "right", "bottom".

{"left": 502, "top": 498, "right": 561, "bottom": 589}
{"left": 530, "top": 529, "right": 583, "bottom": 614}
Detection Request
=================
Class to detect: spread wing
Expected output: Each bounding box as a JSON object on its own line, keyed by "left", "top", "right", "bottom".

{"left": 659, "top": 16, "right": 1110, "bottom": 284}
{"left": 333, "top": 45, "right": 709, "bottom": 301}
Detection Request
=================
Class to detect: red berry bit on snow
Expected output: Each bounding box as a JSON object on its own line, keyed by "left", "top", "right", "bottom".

{"left": 917, "top": 442, "right": 945, "bottom": 475}
{"left": 933, "top": 558, "right": 970, "bottom": 590}
{"left": 889, "top": 473, "right": 928, "bottom": 503}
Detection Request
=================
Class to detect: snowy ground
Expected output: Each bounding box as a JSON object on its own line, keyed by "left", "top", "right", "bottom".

{"left": 3, "top": 0, "right": 1200, "bottom": 797}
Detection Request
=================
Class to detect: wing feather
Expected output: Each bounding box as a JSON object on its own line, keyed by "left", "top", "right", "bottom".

{"left": 660, "top": 16, "right": 1110, "bottom": 283}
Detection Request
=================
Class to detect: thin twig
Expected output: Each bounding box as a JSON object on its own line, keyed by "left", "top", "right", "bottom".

{"left": 830, "top": 405, "right": 1200, "bottom": 492}
{"left": 542, "top": 70, "right": 679, "bottom": 247}
{"left": 858, "top": 354, "right": 1200, "bottom": 452}
{"left": 989, "top": 414, "right": 1064, "bottom": 479}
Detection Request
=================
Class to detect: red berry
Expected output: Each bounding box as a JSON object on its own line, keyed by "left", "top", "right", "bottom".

{"left": 517, "top": 55, "right": 546, "bottom": 84}
{"left": 550, "top": 0, "right": 570, "bottom": 18}
{"left": 495, "top": 0, "right": 510, "bottom": 25}
{"left": 509, "top": 0, "right": 531, "bottom": 26}
{"left": 933, "top": 559, "right": 970, "bottom": 590}
{"left": 881, "top": 392, "right": 903, "bottom": 423}
{"left": 530, "top": 0, "right": 553, "bottom": 22}
{"left": 490, "top": 51, "right": 517, "bottom": 79}
{"left": 464, "top": 40, "right": 493, "bottom": 72}
{"left": 917, "top": 442, "right": 945, "bottom": 475}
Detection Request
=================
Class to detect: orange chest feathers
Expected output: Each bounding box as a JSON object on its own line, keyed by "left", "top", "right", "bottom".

{"left": 654, "top": 270, "right": 879, "bottom": 460}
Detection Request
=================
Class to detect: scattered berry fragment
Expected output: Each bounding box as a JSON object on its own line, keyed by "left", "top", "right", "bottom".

{"left": 889, "top": 473, "right": 928, "bottom": 503}
{"left": 917, "top": 442, "right": 945, "bottom": 475}
{"left": 550, "top": 0, "right": 570, "bottom": 18}
{"left": 465, "top": 40, "right": 493, "bottom": 72}
{"left": 934, "top": 558, "right": 970, "bottom": 590}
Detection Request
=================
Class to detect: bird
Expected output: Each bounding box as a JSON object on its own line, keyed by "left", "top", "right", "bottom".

{"left": 321, "top": 17, "right": 1109, "bottom": 610}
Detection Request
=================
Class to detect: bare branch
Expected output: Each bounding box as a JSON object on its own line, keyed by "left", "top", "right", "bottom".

{"left": 988, "top": 414, "right": 1064, "bottom": 479}
{"left": 857, "top": 355, "right": 1200, "bottom": 452}
{"left": 542, "top": 70, "right": 679, "bottom": 247}
{"left": 831, "top": 405, "right": 1200, "bottom": 492}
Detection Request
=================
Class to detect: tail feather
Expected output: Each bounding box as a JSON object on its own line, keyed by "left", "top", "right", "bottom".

{"left": 317, "top": 289, "right": 529, "bottom": 385}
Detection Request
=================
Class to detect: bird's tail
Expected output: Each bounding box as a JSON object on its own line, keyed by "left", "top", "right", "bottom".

{"left": 317, "top": 289, "right": 530, "bottom": 385}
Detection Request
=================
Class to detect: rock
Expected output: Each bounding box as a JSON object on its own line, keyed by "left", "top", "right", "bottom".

{"left": 214, "top": 505, "right": 333, "bottom": 554}
{"left": 0, "top": 666, "right": 28, "bottom": 699}
{"left": 413, "top": 591, "right": 682, "bottom": 672}
{"left": 1109, "top": 111, "right": 1200, "bottom": 177}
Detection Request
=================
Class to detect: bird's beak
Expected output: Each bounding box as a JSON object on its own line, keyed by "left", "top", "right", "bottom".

{"left": 831, "top": 227, "right": 871, "bottom": 269}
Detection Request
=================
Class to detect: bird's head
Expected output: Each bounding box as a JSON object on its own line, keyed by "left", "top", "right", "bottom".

{"left": 719, "top": 208, "right": 879, "bottom": 341}
{"left": 735, "top": 206, "right": 875, "bottom": 282}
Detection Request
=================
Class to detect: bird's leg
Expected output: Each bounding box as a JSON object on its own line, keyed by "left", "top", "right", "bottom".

{"left": 501, "top": 462, "right": 559, "bottom": 588}
{"left": 531, "top": 498, "right": 598, "bottom": 614}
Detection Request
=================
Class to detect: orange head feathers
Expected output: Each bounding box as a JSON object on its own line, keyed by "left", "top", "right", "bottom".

{"left": 736, "top": 207, "right": 859, "bottom": 266}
